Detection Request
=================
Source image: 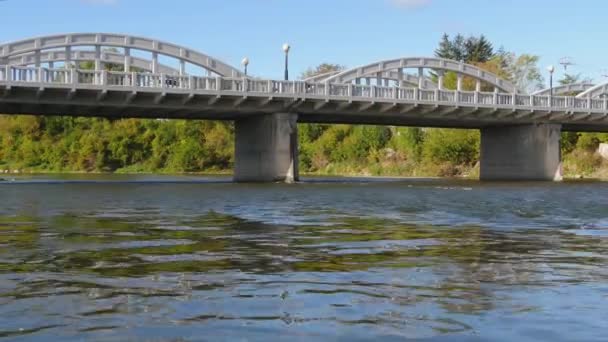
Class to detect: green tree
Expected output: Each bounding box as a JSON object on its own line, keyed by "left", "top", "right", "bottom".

{"left": 300, "top": 63, "right": 346, "bottom": 80}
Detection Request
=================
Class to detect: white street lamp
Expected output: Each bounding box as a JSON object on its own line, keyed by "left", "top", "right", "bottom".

{"left": 547, "top": 65, "right": 555, "bottom": 98}
{"left": 241, "top": 57, "right": 249, "bottom": 76}
{"left": 283, "top": 43, "right": 290, "bottom": 81}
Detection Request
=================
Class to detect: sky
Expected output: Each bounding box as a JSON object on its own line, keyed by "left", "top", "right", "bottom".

{"left": 1, "top": 0, "right": 606, "bottom": 84}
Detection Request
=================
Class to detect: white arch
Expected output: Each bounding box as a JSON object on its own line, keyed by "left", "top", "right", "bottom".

{"left": 7, "top": 50, "right": 179, "bottom": 74}
{"left": 576, "top": 82, "right": 608, "bottom": 99}
{"left": 0, "top": 33, "right": 243, "bottom": 77}
{"left": 532, "top": 82, "right": 595, "bottom": 96}
{"left": 304, "top": 70, "right": 437, "bottom": 89}
{"left": 303, "top": 70, "right": 341, "bottom": 82}
{"left": 324, "top": 57, "right": 517, "bottom": 93}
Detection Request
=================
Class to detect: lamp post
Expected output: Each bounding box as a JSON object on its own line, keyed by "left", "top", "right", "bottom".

{"left": 547, "top": 65, "right": 555, "bottom": 96}
{"left": 282, "top": 43, "right": 290, "bottom": 81}
{"left": 241, "top": 57, "right": 249, "bottom": 76}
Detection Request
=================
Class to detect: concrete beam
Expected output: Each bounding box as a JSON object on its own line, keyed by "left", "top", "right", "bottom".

{"left": 234, "top": 113, "right": 299, "bottom": 183}
{"left": 480, "top": 124, "right": 562, "bottom": 181}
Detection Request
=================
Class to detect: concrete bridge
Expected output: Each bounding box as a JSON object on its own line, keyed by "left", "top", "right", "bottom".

{"left": 2, "top": 33, "right": 608, "bottom": 182}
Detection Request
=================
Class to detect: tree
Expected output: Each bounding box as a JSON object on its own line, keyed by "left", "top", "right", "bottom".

{"left": 300, "top": 63, "right": 345, "bottom": 80}
{"left": 435, "top": 34, "right": 454, "bottom": 60}
{"left": 464, "top": 35, "right": 494, "bottom": 63}
{"left": 508, "top": 54, "right": 545, "bottom": 93}
{"left": 559, "top": 73, "right": 582, "bottom": 85}
{"left": 434, "top": 34, "right": 493, "bottom": 63}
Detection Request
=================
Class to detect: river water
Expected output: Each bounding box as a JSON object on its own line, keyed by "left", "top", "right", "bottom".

{"left": 0, "top": 175, "right": 607, "bottom": 341}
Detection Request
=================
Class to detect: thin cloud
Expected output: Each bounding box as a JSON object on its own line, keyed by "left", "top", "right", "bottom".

{"left": 389, "top": 0, "right": 432, "bottom": 9}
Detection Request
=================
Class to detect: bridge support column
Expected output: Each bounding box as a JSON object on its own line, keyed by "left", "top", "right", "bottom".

{"left": 234, "top": 113, "right": 299, "bottom": 183}
{"left": 480, "top": 124, "right": 563, "bottom": 181}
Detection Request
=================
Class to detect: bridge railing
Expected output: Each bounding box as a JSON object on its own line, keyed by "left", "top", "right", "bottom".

{"left": 1, "top": 65, "right": 608, "bottom": 113}
{"left": 478, "top": 93, "right": 495, "bottom": 105}
{"left": 420, "top": 89, "right": 436, "bottom": 101}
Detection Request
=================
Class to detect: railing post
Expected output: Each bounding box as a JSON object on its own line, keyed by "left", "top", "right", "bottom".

{"left": 588, "top": 96, "right": 592, "bottom": 110}
{"left": 216, "top": 76, "right": 222, "bottom": 92}
{"left": 325, "top": 82, "right": 330, "bottom": 97}
{"left": 604, "top": 97, "right": 607, "bottom": 111}
{"left": 267, "top": 80, "right": 273, "bottom": 93}
{"left": 160, "top": 74, "right": 166, "bottom": 89}
{"left": 435, "top": 89, "right": 440, "bottom": 102}
{"left": 530, "top": 95, "right": 534, "bottom": 107}
{"left": 455, "top": 90, "right": 460, "bottom": 104}
{"left": 511, "top": 93, "right": 516, "bottom": 107}
{"left": 188, "top": 76, "right": 194, "bottom": 90}
{"left": 243, "top": 77, "right": 248, "bottom": 92}
{"left": 348, "top": 83, "right": 353, "bottom": 98}
{"left": 371, "top": 85, "right": 376, "bottom": 98}
{"left": 474, "top": 91, "right": 479, "bottom": 104}
{"left": 5, "top": 66, "right": 10, "bottom": 82}
{"left": 414, "top": 88, "right": 419, "bottom": 101}
{"left": 101, "top": 70, "right": 108, "bottom": 86}
{"left": 493, "top": 91, "right": 498, "bottom": 105}
{"left": 37, "top": 67, "right": 44, "bottom": 83}
{"left": 70, "top": 69, "right": 77, "bottom": 85}
{"left": 131, "top": 72, "right": 137, "bottom": 87}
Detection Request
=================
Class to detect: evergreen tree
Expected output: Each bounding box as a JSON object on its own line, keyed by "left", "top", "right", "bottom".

{"left": 559, "top": 73, "right": 582, "bottom": 85}
{"left": 435, "top": 34, "right": 454, "bottom": 59}
{"left": 464, "top": 35, "right": 494, "bottom": 63}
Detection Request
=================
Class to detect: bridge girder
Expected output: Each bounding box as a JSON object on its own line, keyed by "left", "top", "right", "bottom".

{"left": 577, "top": 82, "right": 608, "bottom": 99}
{"left": 0, "top": 33, "right": 243, "bottom": 77}
{"left": 6, "top": 50, "right": 179, "bottom": 74}
{"left": 533, "top": 82, "right": 595, "bottom": 96}
{"left": 304, "top": 70, "right": 438, "bottom": 89}
{"left": 324, "top": 57, "right": 517, "bottom": 93}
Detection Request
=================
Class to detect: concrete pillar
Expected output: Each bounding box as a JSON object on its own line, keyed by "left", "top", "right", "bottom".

{"left": 457, "top": 73, "right": 463, "bottom": 91}
{"left": 94, "top": 45, "right": 102, "bottom": 71}
{"left": 234, "top": 113, "right": 299, "bottom": 183}
{"left": 124, "top": 48, "right": 131, "bottom": 72}
{"left": 65, "top": 46, "right": 71, "bottom": 68}
{"left": 438, "top": 71, "right": 444, "bottom": 90}
{"left": 179, "top": 60, "right": 186, "bottom": 75}
{"left": 34, "top": 51, "right": 41, "bottom": 67}
{"left": 480, "top": 124, "right": 563, "bottom": 181}
{"left": 152, "top": 52, "right": 158, "bottom": 74}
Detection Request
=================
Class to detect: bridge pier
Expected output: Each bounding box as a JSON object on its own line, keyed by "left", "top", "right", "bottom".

{"left": 234, "top": 113, "right": 299, "bottom": 183}
{"left": 480, "top": 124, "right": 563, "bottom": 181}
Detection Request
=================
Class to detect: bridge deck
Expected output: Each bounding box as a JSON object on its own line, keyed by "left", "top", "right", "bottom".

{"left": 1, "top": 66, "right": 607, "bottom": 131}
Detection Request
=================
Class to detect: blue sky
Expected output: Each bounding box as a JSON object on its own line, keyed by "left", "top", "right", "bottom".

{"left": 1, "top": 0, "right": 606, "bottom": 83}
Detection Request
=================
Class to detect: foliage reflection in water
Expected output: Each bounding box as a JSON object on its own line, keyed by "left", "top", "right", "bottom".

{"left": 0, "top": 176, "right": 607, "bottom": 341}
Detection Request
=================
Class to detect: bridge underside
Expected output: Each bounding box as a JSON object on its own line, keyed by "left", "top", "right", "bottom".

{"left": 0, "top": 85, "right": 606, "bottom": 132}
{"left": 0, "top": 85, "right": 592, "bottom": 182}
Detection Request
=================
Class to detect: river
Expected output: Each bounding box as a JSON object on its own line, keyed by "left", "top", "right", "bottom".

{"left": 0, "top": 175, "right": 607, "bottom": 341}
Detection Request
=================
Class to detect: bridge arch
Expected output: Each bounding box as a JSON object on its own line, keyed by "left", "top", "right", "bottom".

{"left": 304, "top": 70, "right": 437, "bottom": 89}
{"left": 0, "top": 33, "right": 243, "bottom": 77}
{"left": 324, "top": 57, "right": 517, "bottom": 93}
{"left": 576, "top": 83, "right": 608, "bottom": 99}
{"left": 532, "top": 82, "right": 595, "bottom": 96}
{"left": 6, "top": 50, "right": 179, "bottom": 74}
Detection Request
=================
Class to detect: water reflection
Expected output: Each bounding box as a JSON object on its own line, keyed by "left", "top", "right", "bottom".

{"left": 0, "top": 177, "right": 607, "bottom": 340}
